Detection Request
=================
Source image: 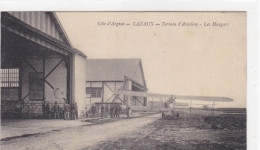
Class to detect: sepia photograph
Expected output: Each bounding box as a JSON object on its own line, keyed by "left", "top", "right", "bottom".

{"left": 1, "top": 11, "right": 248, "bottom": 150}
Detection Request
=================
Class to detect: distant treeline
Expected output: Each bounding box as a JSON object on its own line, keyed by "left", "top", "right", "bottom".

{"left": 215, "top": 108, "right": 246, "bottom": 113}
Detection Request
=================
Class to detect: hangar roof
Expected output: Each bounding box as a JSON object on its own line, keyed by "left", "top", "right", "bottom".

{"left": 4, "top": 12, "right": 86, "bottom": 57}
{"left": 86, "top": 59, "right": 147, "bottom": 88}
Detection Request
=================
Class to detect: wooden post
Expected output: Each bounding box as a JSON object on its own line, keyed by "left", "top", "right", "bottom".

{"left": 102, "top": 82, "right": 104, "bottom": 103}
{"left": 90, "top": 82, "right": 92, "bottom": 105}
{"left": 66, "top": 55, "right": 71, "bottom": 104}
{"left": 19, "top": 60, "right": 22, "bottom": 101}
{"left": 43, "top": 54, "right": 45, "bottom": 102}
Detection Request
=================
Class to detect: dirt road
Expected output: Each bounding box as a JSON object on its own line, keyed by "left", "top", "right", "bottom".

{"left": 1, "top": 114, "right": 160, "bottom": 150}
{"left": 1, "top": 113, "right": 246, "bottom": 150}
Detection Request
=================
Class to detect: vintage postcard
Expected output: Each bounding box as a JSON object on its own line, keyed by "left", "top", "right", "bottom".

{"left": 0, "top": 11, "right": 249, "bottom": 150}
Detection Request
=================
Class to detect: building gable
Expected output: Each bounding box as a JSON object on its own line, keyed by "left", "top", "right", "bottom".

{"left": 86, "top": 59, "right": 147, "bottom": 89}
{"left": 7, "top": 12, "right": 72, "bottom": 47}
{"left": 131, "top": 60, "right": 147, "bottom": 89}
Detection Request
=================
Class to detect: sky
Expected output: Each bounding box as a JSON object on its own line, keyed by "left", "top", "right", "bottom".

{"left": 56, "top": 12, "right": 246, "bottom": 108}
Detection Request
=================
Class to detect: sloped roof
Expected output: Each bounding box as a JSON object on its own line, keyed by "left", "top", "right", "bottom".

{"left": 50, "top": 12, "right": 73, "bottom": 47}
{"left": 4, "top": 12, "right": 86, "bottom": 57}
{"left": 86, "top": 59, "right": 146, "bottom": 87}
{"left": 50, "top": 12, "right": 87, "bottom": 57}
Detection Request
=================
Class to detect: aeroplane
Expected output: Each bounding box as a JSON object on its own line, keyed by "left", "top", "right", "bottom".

{"left": 113, "top": 90, "right": 233, "bottom": 117}
{"left": 194, "top": 104, "right": 218, "bottom": 110}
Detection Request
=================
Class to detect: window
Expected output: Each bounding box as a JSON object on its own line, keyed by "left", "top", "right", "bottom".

{"left": 1, "top": 68, "right": 19, "bottom": 87}
{"left": 29, "top": 72, "right": 44, "bottom": 100}
{"left": 86, "top": 87, "right": 102, "bottom": 98}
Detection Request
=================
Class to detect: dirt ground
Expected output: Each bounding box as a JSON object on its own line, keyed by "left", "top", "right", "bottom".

{"left": 87, "top": 114, "right": 246, "bottom": 150}
{"left": 1, "top": 112, "right": 246, "bottom": 150}
{"left": 0, "top": 114, "right": 160, "bottom": 150}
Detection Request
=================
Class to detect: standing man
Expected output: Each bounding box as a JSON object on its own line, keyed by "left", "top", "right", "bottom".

{"left": 114, "top": 105, "right": 118, "bottom": 118}
{"left": 162, "top": 111, "right": 165, "bottom": 118}
{"left": 46, "top": 101, "right": 50, "bottom": 119}
{"left": 50, "top": 104, "right": 54, "bottom": 119}
{"left": 91, "top": 104, "right": 96, "bottom": 117}
{"left": 126, "top": 106, "right": 130, "bottom": 118}
{"left": 75, "top": 102, "right": 78, "bottom": 119}
{"left": 67, "top": 102, "right": 71, "bottom": 120}
{"left": 101, "top": 105, "right": 105, "bottom": 119}
{"left": 176, "top": 112, "right": 180, "bottom": 119}
{"left": 53, "top": 101, "right": 59, "bottom": 119}
{"left": 105, "top": 105, "right": 109, "bottom": 118}
{"left": 85, "top": 106, "right": 88, "bottom": 118}
{"left": 110, "top": 105, "right": 114, "bottom": 118}
{"left": 58, "top": 105, "right": 63, "bottom": 119}
{"left": 63, "top": 102, "right": 69, "bottom": 120}
{"left": 118, "top": 105, "right": 122, "bottom": 118}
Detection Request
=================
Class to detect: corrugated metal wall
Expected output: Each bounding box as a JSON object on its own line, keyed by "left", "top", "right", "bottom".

{"left": 8, "top": 12, "right": 64, "bottom": 42}
{"left": 3, "top": 12, "right": 70, "bottom": 56}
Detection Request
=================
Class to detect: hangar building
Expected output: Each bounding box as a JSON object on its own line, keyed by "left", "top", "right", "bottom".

{"left": 1, "top": 12, "right": 87, "bottom": 118}
{"left": 85, "top": 59, "right": 148, "bottom": 109}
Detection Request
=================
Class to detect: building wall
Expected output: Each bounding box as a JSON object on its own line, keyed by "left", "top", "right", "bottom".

{"left": 85, "top": 80, "right": 147, "bottom": 108}
{"left": 74, "top": 54, "right": 87, "bottom": 118}
{"left": 20, "top": 54, "right": 67, "bottom": 118}
{"left": 1, "top": 50, "right": 87, "bottom": 119}
{"left": 131, "top": 62, "right": 146, "bottom": 87}
{"left": 85, "top": 82, "right": 102, "bottom": 106}
{"left": 103, "top": 81, "right": 124, "bottom": 103}
{"left": 1, "top": 12, "right": 87, "bottom": 119}
{"left": 131, "top": 83, "right": 147, "bottom": 107}
{"left": 85, "top": 81, "right": 124, "bottom": 107}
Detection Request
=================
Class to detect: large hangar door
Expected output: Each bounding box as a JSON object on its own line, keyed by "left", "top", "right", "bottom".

{"left": 44, "top": 54, "right": 68, "bottom": 104}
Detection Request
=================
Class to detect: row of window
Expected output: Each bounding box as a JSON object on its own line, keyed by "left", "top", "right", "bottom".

{"left": 1, "top": 68, "right": 19, "bottom": 87}
{"left": 0, "top": 69, "right": 103, "bottom": 98}
{"left": 0, "top": 70, "right": 143, "bottom": 101}
{"left": 86, "top": 87, "right": 102, "bottom": 98}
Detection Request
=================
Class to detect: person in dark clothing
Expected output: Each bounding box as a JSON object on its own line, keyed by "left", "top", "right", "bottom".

{"left": 114, "top": 106, "right": 118, "bottom": 118}
{"left": 101, "top": 105, "right": 105, "bottom": 119}
{"left": 105, "top": 105, "right": 109, "bottom": 118}
{"left": 50, "top": 104, "right": 55, "bottom": 119}
{"left": 85, "top": 106, "right": 89, "bottom": 118}
{"left": 110, "top": 105, "right": 114, "bottom": 118}
{"left": 54, "top": 101, "right": 59, "bottom": 119}
{"left": 64, "top": 102, "right": 70, "bottom": 120}
{"left": 46, "top": 101, "right": 50, "bottom": 119}
{"left": 75, "top": 102, "right": 78, "bottom": 119}
{"left": 118, "top": 105, "right": 122, "bottom": 118}
{"left": 162, "top": 111, "right": 165, "bottom": 118}
{"left": 90, "top": 104, "right": 96, "bottom": 117}
{"left": 176, "top": 112, "right": 180, "bottom": 119}
{"left": 126, "top": 106, "right": 130, "bottom": 118}
{"left": 58, "top": 105, "right": 63, "bottom": 119}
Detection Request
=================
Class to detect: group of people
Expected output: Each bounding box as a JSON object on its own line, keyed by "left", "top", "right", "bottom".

{"left": 109, "top": 105, "right": 122, "bottom": 118}
{"left": 88, "top": 104, "right": 125, "bottom": 118}
{"left": 42, "top": 101, "right": 78, "bottom": 120}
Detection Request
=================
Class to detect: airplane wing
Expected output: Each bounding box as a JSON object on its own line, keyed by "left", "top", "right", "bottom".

{"left": 174, "top": 102, "right": 189, "bottom": 106}
{"left": 114, "top": 91, "right": 233, "bottom": 102}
